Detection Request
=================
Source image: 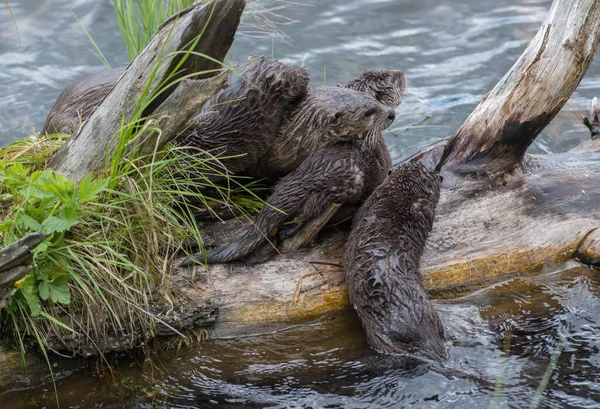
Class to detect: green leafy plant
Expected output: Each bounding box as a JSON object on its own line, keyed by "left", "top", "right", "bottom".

{"left": 0, "top": 23, "right": 265, "bottom": 358}
{"left": 0, "top": 163, "right": 107, "bottom": 318}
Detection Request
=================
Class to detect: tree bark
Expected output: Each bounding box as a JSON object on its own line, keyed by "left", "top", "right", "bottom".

{"left": 440, "top": 0, "right": 600, "bottom": 175}
{"left": 0, "top": 232, "right": 49, "bottom": 310}
{"left": 47, "top": 0, "right": 245, "bottom": 183}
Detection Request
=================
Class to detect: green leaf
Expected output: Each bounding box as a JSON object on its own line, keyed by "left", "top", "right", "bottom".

{"left": 51, "top": 273, "right": 70, "bottom": 285}
{"left": 41, "top": 216, "right": 77, "bottom": 234}
{"left": 35, "top": 263, "right": 52, "bottom": 280}
{"left": 78, "top": 174, "right": 108, "bottom": 203}
{"left": 38, "top": 272, "right": 71, "bottom": 305}
{"left": 61, "top": 204, "right": 78, "bottom": 225}
{"left": 32, "top": 240, "right": 50, "bottom": 259}
{"left": 45, "top": 174, "right": 75, "bottom": 204}
{"left": 26, "top": 170, "right": 56, "bottom": 199}
{"left": 38, "top": 280, "right": 50, "bottom": 301}
{"left": 0, "top": 219, "right": 14, "bottom": 234}
{"left": 17, "top": 274, "right": 41, "bottom": 317}
{"left": 4, "top": 162, "right": 30, "bottom": 189}
{"left": 16, "top": 212, "right": 42, "bottom": 232}
{"left": 48, "top": 282, "right": 70, "bottom": 305}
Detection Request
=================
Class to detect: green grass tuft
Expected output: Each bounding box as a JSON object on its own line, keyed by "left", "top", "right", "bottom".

{"left": 111, "top": 0, "right": 199, "bottom": 61}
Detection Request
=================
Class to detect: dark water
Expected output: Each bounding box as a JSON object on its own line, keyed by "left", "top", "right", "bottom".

{"left": 4, "top": 266, "right": 600, "bottom": 408}
{"left": 2, "top": 0, "right": 600, "bottom": 408}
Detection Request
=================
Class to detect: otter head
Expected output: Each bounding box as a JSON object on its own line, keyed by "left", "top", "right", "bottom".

{"left": 345, "top": 69, "right": 406, "bottom": 108}
{"left": 313, "top": 87, "right": 397, "bottom": 144}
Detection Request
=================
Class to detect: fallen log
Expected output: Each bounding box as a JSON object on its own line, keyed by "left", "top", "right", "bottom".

{"left": 12, "top": 0, "right": 600, "bottom": 348}
{"left": 179, "top": 0, "right": 600, "bottom": 335}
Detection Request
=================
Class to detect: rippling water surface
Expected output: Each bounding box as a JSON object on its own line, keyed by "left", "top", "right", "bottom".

{"left": 2, "top": 0, "right": 600, "bottom": 408}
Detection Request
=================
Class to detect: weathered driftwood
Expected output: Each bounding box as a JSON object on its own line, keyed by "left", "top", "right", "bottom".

{"left": 47, "top": 0, "right": 245, "bottom": 183}
{"left": 442, "top": 0, "right": 600, "bottom": 174}
{"left": 178, "top": 0, "right": 600, "bottom": 334}
{"left": 0, "top": 232, "right": 49, "bottom": 310}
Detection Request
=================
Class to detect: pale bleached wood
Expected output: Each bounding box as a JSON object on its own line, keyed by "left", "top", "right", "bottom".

{"left": 441, "top": 0, "right": 600, "bottom": 174}
{"left": 280, "top": 203, "right": 342, "bottom": 253}
{"left": 47, "top": 0, "right": 245, "bottom": 183}
{"left": 128, "top": 73, "right": 228, "bottom": 157}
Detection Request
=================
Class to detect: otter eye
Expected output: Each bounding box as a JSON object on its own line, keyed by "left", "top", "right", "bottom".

{"left": 364, "top": 108, "right": 376, "bottom": 117}
{"left": 333, "top": 112, "right": 342, "bottom": 121}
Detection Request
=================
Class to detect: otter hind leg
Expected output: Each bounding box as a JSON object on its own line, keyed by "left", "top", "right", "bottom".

{"left": 180, "top": 147, "right": 364, "bottom": 267}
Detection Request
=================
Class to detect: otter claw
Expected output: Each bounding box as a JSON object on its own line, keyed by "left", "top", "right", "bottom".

{"left": 582, "top": 97, "right": 600, "bottom": 140}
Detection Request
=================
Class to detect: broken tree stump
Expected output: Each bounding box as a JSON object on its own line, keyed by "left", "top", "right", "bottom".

{"left": 47, "top": 0, "right": 245, "bottom": 183}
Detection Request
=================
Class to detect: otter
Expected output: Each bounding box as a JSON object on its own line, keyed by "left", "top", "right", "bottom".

{"left": 344, "top": 163, "right": 446, "bottom": 361}
{"left": 177, "top": 57, "right": 396, "bottom": 182}
{"left": 180, "top": 69, "right": 405, "bottom": 266}
{"left": 40, "top": 67, "right": 126, "bottom": 136}
{"left": 175, "top": 56, "right": 309, "bottom": 180}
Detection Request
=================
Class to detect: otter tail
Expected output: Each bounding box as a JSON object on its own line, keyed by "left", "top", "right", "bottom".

{"left": 179, "top": 200, "right": 293, "bottom": 267}
{"left": 206, "top": 225, "right": 273, "bottom": 264}
{"left": 179, "top": 222, "right": 278, "bottom": 267}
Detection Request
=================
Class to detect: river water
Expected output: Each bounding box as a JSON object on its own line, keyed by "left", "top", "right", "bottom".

{"left": 2, "top": 0, "right": 600, "bottom": 408}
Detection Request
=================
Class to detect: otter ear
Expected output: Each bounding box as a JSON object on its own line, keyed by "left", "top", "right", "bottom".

{"left": 330, "top": 111, "right": 343, "bottom": 123}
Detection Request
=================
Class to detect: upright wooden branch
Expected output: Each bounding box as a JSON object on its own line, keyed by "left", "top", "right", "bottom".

{"left": 47, "top": 0, "right": 245, "bottom": 183}
{"left": 443, "top": 0, "right": 600, "bottom": 174}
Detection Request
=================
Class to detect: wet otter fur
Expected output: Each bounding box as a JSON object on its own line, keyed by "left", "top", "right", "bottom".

{"left": 180, "top": 69, "right": 405, "bottom": 266}
{"left": 187, "top": 137, "right": 392, "bottom": 265}
{"left": 260, "top": 82, "right": 399, "bottom": 178}
{"left": 175, "top": 56, "right": 309, "bottom": 179}
{"left": 344, "top": 163, "right": 446, "bottom": 361}
{"left": 177, "top": 58, "right": 396, "bottom": 182}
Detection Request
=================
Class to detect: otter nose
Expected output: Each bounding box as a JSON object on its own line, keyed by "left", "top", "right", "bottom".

{"left": 387, "top": 108, "right": 396, "bottom": 121}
